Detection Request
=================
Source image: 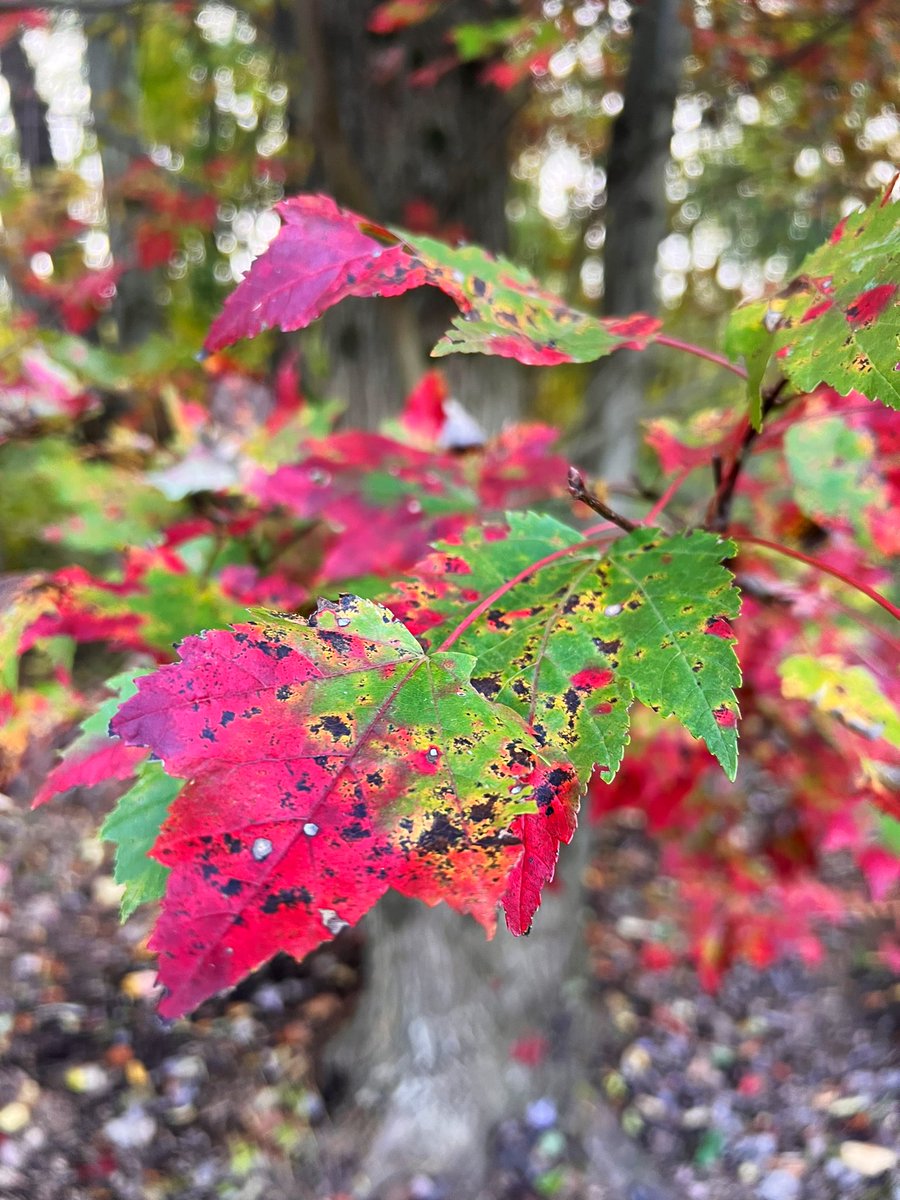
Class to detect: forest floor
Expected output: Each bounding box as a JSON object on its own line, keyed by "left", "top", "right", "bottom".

{"left": 1, "top": 765, "right": 898, "bottom": 1200}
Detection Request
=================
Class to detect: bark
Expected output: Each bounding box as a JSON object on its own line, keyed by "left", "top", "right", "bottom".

{"left": 287, "top": 7, "right": 687, "bottom": 1193}
{"left": 269, "top": 0, "right": 529, "bottom": 431}
{"left": 574, "top": 0, "right": 689, "bottom": 483}
{"left": 0, "top": 33, "right": 61, "bottom": 324}
{"left": 1, "top": 34, "right": 53, "bottom": 171}
{"left": 322, "top": 830, "right": 677, "bottom": 1197}
{"left": 85, "top": 13, "right": 159, "bottom": 348}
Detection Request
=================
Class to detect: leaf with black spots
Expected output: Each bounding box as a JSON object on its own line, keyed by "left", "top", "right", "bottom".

{"left": 390, "top": 514, "right": 741, "bottom": 782}
{"left": 204, "top": 193, "right": 661, "bottom": 367}
{"left": 772, "top": 196, "right": 900, "bottom": 410}
{"left": 111, "top": 596, "right": 576, "bottom": 1017}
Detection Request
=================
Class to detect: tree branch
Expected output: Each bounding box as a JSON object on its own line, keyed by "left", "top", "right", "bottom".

{"left": 567, "top": 467, "right": 638, "bottom": 533}
{"left": 705, "top": 377, "right": 789, "bottom": 531}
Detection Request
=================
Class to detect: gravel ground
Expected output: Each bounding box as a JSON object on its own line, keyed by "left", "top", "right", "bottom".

{"left": 1, "top": 775, "right": 897, "bottom": 1200}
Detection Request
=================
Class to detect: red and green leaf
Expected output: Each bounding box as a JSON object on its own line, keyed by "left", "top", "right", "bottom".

{"left": 111, "top": 597, "right": 577, "bottom": 1017}
{"left": 204, "top": 193, "right": 661, "bottom": 368}
{"left": 773, "top": 196, "right": 900, "bottom": 409}
{"left": 31, "top": 672, "right": 150, "bottom": 809}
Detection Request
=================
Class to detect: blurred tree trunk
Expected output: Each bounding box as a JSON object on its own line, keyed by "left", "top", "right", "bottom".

{"left": 85, "top": 14, "right": 159, "bottom": 349}
{"left": 270, "top": 6, "right": 684, "bottom": 1193}
{"left": 575, "top": 0, "right": 689, "bottom": 483}
{"left": 0, "top": 33, "right": 58, "bottom": 324}
{"left": 1, "top": 34, "right": 53, "bottom": 171}
{"left": 269, "top": 0, "right": 529, "bottom": 431}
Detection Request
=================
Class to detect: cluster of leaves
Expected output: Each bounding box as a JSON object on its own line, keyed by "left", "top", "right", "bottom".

{"left": 8, "top": 189, "right": 899, "bottom": 1020}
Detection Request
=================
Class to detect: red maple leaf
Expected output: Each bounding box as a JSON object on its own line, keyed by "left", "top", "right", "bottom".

{"left": 111, "top": 598, "right": 576, "bottom": 1017}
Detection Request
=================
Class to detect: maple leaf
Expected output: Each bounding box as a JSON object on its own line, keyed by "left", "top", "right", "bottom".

{"left": 204, "top": 193, "right": 661, "bottom": 367}
{"left": 784, "top": 415, "right": 885, "bottom": 543}
{"left": 779, "top": 654, "right": 900, "bottom": 751}
{"left": 644, "top": 408, "right": 738, "bottom": 475}
{"left": 774, "top": 196, "right": 900, "bottom": 410}
{"left": 389, "top": 513, "right": 742, "bottom": 783}
{"left": 31, "top": 672, "right": 149, "bottom": 809}
{"left": 111, "top": 597, "right": 577, "bottom": 1017}
{"left": 100, "top": 760, "right": 179, "bottom": 921}
{"left": 21, "top": 551, "right": 254, "bottom": 661}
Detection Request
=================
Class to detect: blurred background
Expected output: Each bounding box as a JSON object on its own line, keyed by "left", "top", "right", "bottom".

{"left": 2, "top": 0, "right": 898, "bottom": 454}
{"left": 1, "top": 3, "right": 899, "bottom": 1200}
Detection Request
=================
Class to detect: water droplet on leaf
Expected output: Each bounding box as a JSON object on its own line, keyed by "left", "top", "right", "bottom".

{"left": 303, "top": 822, "right": 319, "bottom": 836}
{"left": 336, "top": 617, "right": 351, "bottom": 627}
{"left": 604, "top": 604, "right": 622, "bottom": 617}
{"left": 251, "top": 837, "right": 273, "bottom": 861}
{"left": 320, "top": 908, "right": 349, "bottom": 936}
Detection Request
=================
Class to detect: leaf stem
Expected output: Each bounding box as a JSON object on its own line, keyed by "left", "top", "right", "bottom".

{"left": 736, "top": 535, "right": 900, "bottom": 622}
{"left": 655, "top": 335, "right": 748, "bottom": 380}
{"left": 706, "top": 378, "right": 789, "bottom": 530}
{"left": 568, "top": 467, "right": 638, "bottom": 532}
{"left": 642, "top": 468, "right": 692, "bottom": 526}
{"left": 436, "top": 534, "right": 618, "bottom": 653}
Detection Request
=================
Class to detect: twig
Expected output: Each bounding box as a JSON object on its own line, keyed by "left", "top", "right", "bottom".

{"left": 735, "top": 535, "right": 900, "bottom": 623}
{"left": 655, "top": 335, "right": 748, "bottom": 380}
{"left": 567, "top": 467, "right": 638, "bottom": 533}
{"left": 706, "top": 377, "right": 789, "bottom": 530}
{"left": 642, "top": 467, "right": 692, "bottom": 527}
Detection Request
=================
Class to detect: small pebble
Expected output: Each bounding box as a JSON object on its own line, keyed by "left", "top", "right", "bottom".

{"left": 103, "top": 1106, "right": 157, "bottom": 1150}
{"left": 64, "top": 1064, "right": 109, "bottom": 1095}
{"left": 0, "top": 1102, "right": 30, "bottom": 1135}
{"left": 163, "top": 1054, "right": 206, "bottom": 1082}
{"left": 839, "top": 1141, "right": 898, "bottom": 1177}
{"left": 120, "top": 970, "right": 160, "bottom": 1001}
{"left": 525, "top": 1097, "right": 557, "bottom": 1130}
{"left": 756, "top": 1168, "right": 800, "bottom": 1200}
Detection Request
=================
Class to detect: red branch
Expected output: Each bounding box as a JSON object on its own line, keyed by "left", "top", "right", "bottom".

{"left": 736, "top": 535, "right": 900, "bottom": 622}
{"left": 642, "top": 468, "right": 692, "bottom": 526}
{"left": 655, "top": 335, "right": 749, "bottom": 381}
{"left": 436, "top": 535, "right": 618, "bottom": 653}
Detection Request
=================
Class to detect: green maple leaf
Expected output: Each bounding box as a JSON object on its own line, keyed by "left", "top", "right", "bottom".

{"left": 390, "top": 513, "right": 742, "bottom": 781}
{"left": 101, "top": 760, "right": 179, "bottom": 920}
{"left": 784, "top": 416, "right": 881, "bottom": 541}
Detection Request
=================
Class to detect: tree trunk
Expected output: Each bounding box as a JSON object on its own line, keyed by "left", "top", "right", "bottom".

{"left": 296, "top": 6, "right": 690, "bottom": 1193}
{"left": 1, "top": 34, "right": 53, "bottom": 172}
{"left": 575, "top": 0, "right": 689, "bottom": 482}
{"left": 85, "top": 13, "right": 160, "bottom": 349}
{"left": 270, "top": 0, "right": 529, "bottom": 432}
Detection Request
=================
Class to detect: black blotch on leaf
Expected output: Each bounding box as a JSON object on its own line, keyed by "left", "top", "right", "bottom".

{"left": 319, "top": 630, "right": 352, "bottom": 653}
{"left": 341, "top": 822, "right": 370, "bottom": 841}
{"left": 261, "top": 887, "right": 311, "bottom": 914}
{"left": 322, "top": 714, "right": 352, "bottom": 739}
{"left": 418, "top": 813, "right": 464, "bottom": 854}
{"left": 471, "top": 675, "right": 502, "bottom": 699}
